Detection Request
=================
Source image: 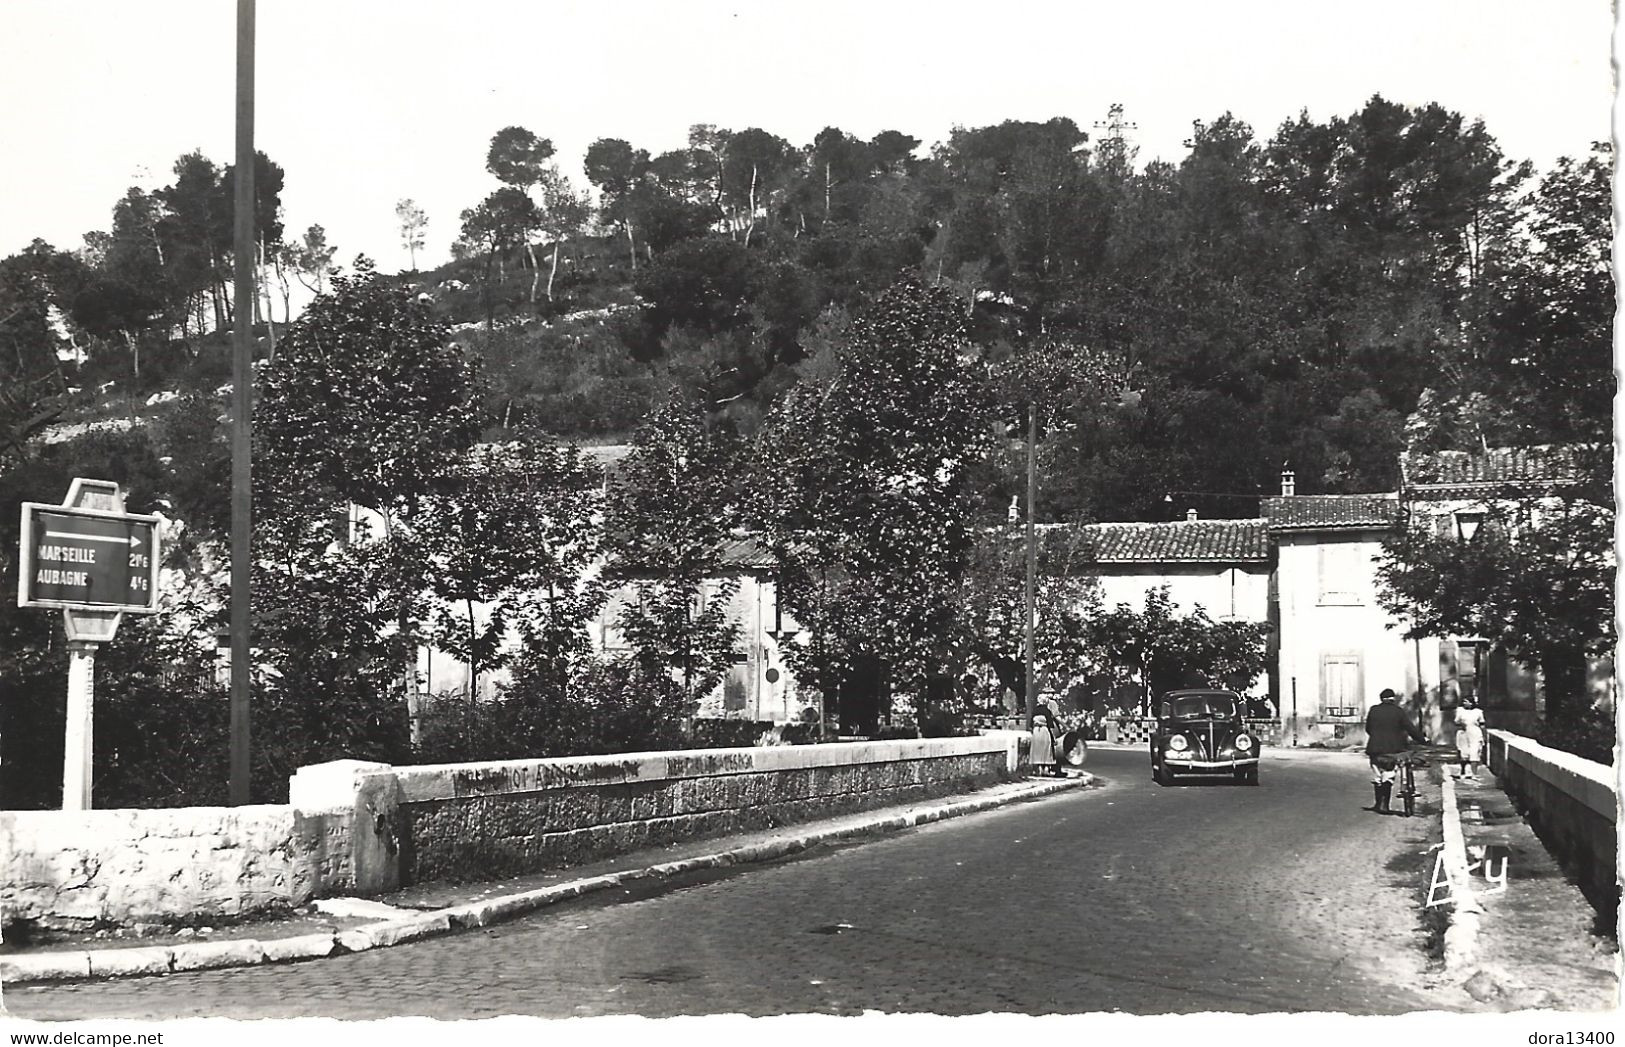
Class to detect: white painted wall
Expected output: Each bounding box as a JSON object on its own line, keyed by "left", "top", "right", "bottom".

{"left": 1274, "top": 530, "right": 1438, "bottom": 743}
{"left": 593, "top": 573, "right": 805, "bottom": 723}
{"left": 1094, "top": 564, "right": 1270, "bottom": 623}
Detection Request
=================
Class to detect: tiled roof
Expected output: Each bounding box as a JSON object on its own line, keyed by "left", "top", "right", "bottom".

{"left": 1400, "top": 444, "right": 1592, "bottom": 491}
{"left": 1071, "top": 519, "right": 1269, "bottom": 562}
{"left": 1261, "top": 494, "right": 1399, "bottom": 531}
{"left": 718, "top": 535, "right": 774, "bottom": 570}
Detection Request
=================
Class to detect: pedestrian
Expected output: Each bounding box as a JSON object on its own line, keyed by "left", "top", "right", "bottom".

{"left": 1454, "top": 696, "right": 1487, "bottom": 780}
{"left": 1364, "top": 687, "right": 1424, "bottom": 814}
{"left": 1029, "top": 708, "right": 1058, "bottom": 778}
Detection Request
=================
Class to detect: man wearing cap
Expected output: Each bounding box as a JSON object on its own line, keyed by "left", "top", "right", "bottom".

{"left": 1364, "top": 687, "right": 1425, "bottom": 813}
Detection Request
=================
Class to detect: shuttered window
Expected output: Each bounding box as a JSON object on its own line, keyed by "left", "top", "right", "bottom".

{"left": 1320, "top": 652, "right": 1364, "bottom": 719}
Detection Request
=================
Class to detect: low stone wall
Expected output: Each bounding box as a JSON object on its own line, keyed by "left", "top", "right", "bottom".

{"left": 1486, "top": 729, "right": 1617, "bottom": 915}
{"left": 0, "top": 805, "right": 350, "bottom": 934}
{"left": 3, "top": 735, "right": 1021, "bottom": 932}
{"left": 383, "top": 737, "right": 1016, "bottom": 884}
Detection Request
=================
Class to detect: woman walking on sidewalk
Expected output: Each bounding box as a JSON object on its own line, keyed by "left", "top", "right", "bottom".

{"left": 1029, "top": 709, "right": 1059, "bottom": 777}
{"left": 1454, "top": 696, "right": 1486, "bottom": 779}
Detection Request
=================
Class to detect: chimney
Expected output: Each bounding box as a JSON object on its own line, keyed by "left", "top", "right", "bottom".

{"left": 1280, "top": 467, "right": 1296, "bottom": 497}
{"left": 1185, "top": 508, "right": 1198, "bottom": 522}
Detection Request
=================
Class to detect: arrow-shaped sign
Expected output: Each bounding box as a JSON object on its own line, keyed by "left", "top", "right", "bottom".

{"left": 44, "top": 530, "right": 142, "bottom": 547}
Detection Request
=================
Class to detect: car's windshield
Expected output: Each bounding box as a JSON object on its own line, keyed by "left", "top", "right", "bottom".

{"left": 1169, "top": 695, "right": 1237, "bottom": 719}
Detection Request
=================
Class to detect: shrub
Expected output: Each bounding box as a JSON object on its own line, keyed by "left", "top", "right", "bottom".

{"left": 690, "top": 718, "right": 773, "bottom": 749}
{"left": 415, "top": 659, "right": 689, "bottom": 764}
{"left": 1536, "top": 705, "right": 1616, "bottom": 766}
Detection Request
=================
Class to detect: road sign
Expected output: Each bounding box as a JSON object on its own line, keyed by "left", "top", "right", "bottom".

{"left": 18, "top": 502, "right": 161, "bottom": 613}
{"left": 17, "top": 479, "right": 164, "bottom": 811}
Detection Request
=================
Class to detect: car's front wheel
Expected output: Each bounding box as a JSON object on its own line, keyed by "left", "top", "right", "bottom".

{"left": 1234, "top": 765, "right": 1259, "bottom": 786}
{"left": 1153, "top": 758, "right": 1173, "bottom": 786}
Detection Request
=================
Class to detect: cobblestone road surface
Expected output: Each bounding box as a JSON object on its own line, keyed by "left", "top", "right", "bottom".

{"left": 6, "top": 749, "right": 1451, "bottom": 1018}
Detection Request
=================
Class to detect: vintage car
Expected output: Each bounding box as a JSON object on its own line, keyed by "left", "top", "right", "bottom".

{"left": 1150, "top": 688, "right": 1259, "bottom": 786}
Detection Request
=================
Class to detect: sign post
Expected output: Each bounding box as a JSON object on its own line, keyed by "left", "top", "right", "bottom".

{"left": 18, "top": 478, "right": 162, "bottom": 810}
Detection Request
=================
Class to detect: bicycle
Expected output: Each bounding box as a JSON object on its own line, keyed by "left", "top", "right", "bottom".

{"left": 1393, "top": 751, "right": 1427, "bottom": 817}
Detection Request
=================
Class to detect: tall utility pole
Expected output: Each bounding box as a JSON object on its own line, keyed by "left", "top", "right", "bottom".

{"left": 1023, "top": 404, "right": 1037, "bottom": 730}
{"left": 1093, "top": 102, "right": 1138, "bottom": 176}
{"left": 230, "top": 0, "right": 256, "bottom": 805}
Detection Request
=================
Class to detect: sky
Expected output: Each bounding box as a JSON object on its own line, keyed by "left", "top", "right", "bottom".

{"left": 0, "top": 0, "right": 1615, "bottom": 274}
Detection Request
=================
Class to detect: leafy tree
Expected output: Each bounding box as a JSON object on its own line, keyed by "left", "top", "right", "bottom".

{"left": 868, "top": 130, "right": 921, "bottom": 174}
{"left": 754, "top": 278, "right": 994, "bottom": 733}
{"left": 486, "top": 125, "right": 556, "bottom": 187}
{"left": 633, "top": 237, "right": 760, "bottom": 339}
{"left": 458, "top": 187, "right": 537, "bottom": 326}
{"left": 534, "top": 168, "right": 591, "bottom": 304}
{"left": 495, "top": 441, "right": 607, "bottom": 704}
{"left": 151, "top": 149, "right": 284, "bottom": 336}
{"left": 1087, "top": 586, "right": 1271, "bottom": 711}
{"left": 484, "top": 125, "right": 583, "bottom": 305}
{"left": 257, "top": 259, "right": 486, "bottom": 735}
{"left": 0, "top": 241, "right": 74, "bottom": 468}
{"left": 249, "top": 521, "right": 416, "bottom": 795}
{"left": 1479, "top": 142, "right": 1614, "bottom": 442}
{"left": 960, "top": 522, "right": 1103, "bottom": 704}
{"left": 719, "top": 127, "right": 793, "bottom": 244}
{"left": 290, "top": 223, "right": 337, "bottom": 294}
{"left": 258, "top": 259, "right": 483, "bottom": 520}
{"left": 806, "top": 127, "right": 868, "bottom": 224}
{"left": 604, "top": 394, "right": 743, "bottom": 714}
{"left": 417, "top": 441, "right": 603, "bottom": 698}
{"left": 584, "top": 137, "right": 652, "bottom": 270}
{"left": 395, "top": 198, "right": 429, "bottom": 271}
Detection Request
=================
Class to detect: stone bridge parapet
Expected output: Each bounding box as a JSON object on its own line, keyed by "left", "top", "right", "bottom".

{"left": 1486, "top": 729, "right": 1617, "bottom": 916}
{"left": 3, "top": 735, "right": 1022, "bottom": 934}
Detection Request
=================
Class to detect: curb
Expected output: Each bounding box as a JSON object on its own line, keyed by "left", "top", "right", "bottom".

{"left": 0, "top": 775, "right": 1086, "bottom": 986}
{"left": 1437, "top": 774, "right": 1485, "bottom": 973}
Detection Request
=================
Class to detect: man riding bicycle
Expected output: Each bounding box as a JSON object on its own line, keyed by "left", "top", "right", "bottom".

{"left": 1365, "top": 687, "right": 1425, "bottom": 814}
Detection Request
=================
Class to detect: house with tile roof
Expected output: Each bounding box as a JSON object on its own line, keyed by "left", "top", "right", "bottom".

{"left": 1392, "top": 443, "right": 1612, "bottom": 738}
{"left": 1071, "top": 515, "right": 1273, "bottom": 700}
{"left": 1262, "top": 445, "right": 1610, "bottom": 748}
{"left": 1261, "top": 475, "right": 1417, "bottom": 747}
{"left": 421, "top": 441, "right": 1608, "bottom": 743}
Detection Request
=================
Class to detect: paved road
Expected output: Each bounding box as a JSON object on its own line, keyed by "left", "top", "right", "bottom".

{"left": 6, "top": 748, "right": 1447, "bottom": 1018}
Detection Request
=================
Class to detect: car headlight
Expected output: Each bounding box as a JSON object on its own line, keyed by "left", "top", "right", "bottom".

{"left": 1235, "top": 734, "right": 1253, "bottom": 751}
{"left": 1168, "top": 735, "right": 1189, "bottom": 751}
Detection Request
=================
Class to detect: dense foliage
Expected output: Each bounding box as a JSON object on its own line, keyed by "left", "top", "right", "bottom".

{"left": 0, "top": 98, "right": 1612, "bottom": 804}
{"left": 754, "top": 279, "right": 993, "bottom": 733}
{"left": 1377, "top": 447, "right": 1615, "bottom": 730}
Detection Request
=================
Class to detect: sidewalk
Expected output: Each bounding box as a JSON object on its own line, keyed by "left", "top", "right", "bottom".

{"left": 1, "top": 773, "right": 1089, "bottom": 985}
{"left": 1435, "top": 767, "right": 1619, "bottom": 1011}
